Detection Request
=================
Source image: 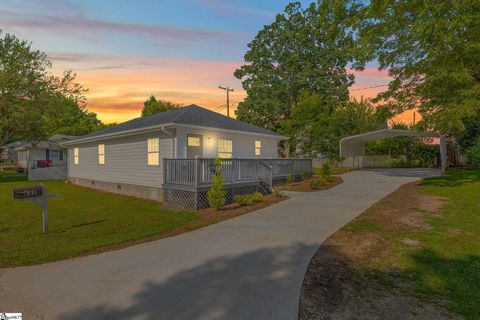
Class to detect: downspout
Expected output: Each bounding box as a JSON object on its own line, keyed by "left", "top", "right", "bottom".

{"left": 160, "top": 126, "right": 175, "bottom": 158}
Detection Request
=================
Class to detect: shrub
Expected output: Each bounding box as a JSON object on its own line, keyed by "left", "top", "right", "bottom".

{"left": 301, "top": 171, "right": 311, "bottom": 180}
{"left": 234, "top": 192, "right": 265, "bottom": 206}
{"left": 207, "top": 158, "right": 226, "bottom": 210}
{"left": 272, "top": 188, "right": 283, "bottom": 197}
{"left": 311, "top": 178, "right": 327, "bottom": 190}
{"left": 320, "top": 161, "right": 332, "bottom": 181}
{"left": 286, "top": 173, "right": 294, "bottom": 184}
{"left": 467, "top": 141, "right": 480, "bottom": 167}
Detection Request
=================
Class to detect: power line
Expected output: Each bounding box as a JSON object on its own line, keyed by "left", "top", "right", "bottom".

{"left": 350, "top": 84, "right": 390, "bottom": 91}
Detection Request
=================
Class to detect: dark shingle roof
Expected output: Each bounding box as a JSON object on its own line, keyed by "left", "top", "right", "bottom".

{"left": 74, "top": 105, "right": 283, "bottom": 141}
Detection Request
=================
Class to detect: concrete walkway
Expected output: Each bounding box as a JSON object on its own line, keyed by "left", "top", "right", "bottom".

{"left": 0, "top": 169, "right": 440, "bottom": 320}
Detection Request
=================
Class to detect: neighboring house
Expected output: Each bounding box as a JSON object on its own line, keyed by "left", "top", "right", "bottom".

{"left": 63, "top": 105, "right": 290, "bottom": 203}
{"left": 7, "top": 135, "right": 77, "bottom": 169}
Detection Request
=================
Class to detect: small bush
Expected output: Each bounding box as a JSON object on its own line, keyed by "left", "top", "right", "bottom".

{"left": 301, "top": 171, "right": 311, "bottom": 180}
{"left": 272, "top": 188, "right": 283, "bottom": 197}
{"left": 250, "top": 192, "right": 264, "bottom": 203}
{"left": 208, "top": 158, "right": 226, "bottom": 210}
{"left": 234, "top": 192, "right": 265, "bottom": 206}
{"left": 320, "top": 161, "right": 332, "bottom": 181}
{"left": 310, "top": 178, "right": 327, "bottom": 190}
{"left": 467, "top": 141, "right": 480, "bottom": 167}
{"left": 286, "top": 173, "right": 294, "bottom": 184}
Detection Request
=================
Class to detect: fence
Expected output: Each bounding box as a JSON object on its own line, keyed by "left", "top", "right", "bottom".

{"left": 28, "top": 165, "right": 68, "bottom": 181}
{"left": 163, "top": 158, "right": 312, "bottom": 210}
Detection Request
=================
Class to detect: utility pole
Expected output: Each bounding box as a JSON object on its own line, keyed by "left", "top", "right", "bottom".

{"left": 218, "top": 85, "right": 234, "bottom": 117}
{"left": 413, "top": 112, "right": 416, "bottom": 125}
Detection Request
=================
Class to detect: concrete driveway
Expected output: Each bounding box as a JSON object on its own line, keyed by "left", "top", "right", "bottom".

{"left": 0, "top": 168, "right": 440, "bottom": 320}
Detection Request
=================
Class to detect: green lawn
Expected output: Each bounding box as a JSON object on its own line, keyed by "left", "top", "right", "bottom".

{"left": 345, "top": 169, "right": 480, "bottom": 319}
{"left": 406, "top": 169, "right": 480, "bottom": 318}
{"left": 0, "top": 180, "right": 198, "bottom": 267}
{"left": 0, "top": 170, "right": 27, "bottom": 182}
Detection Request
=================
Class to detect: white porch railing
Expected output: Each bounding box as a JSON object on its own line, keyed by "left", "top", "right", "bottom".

{"left": 28, "top": 165, "right": 68, "bottom": 181}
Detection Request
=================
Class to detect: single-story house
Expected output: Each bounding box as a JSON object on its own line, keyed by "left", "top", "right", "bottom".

{"left": 62, "top": 105, "right": 293, "bottom": 203}
{"left": 6, "top": 135, "right": 77, "bottom": 169}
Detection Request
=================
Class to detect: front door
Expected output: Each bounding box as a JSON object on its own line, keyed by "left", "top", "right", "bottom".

{"left": 187, "top": 134, "right": 203, "bottom": 158}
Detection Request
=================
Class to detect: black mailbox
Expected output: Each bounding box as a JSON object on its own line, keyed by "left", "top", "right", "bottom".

{"left": 13, "top": 185, "right": 44, "bottom": 199}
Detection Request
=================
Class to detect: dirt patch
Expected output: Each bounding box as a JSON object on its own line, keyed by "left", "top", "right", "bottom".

{"left": 276, "top": 176, "right": 343, "bottom": 192}
{"left": 299, "top": 182, "right": 461, "bottom": 320}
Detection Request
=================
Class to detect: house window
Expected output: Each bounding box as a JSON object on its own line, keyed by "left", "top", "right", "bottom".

{"left": 218, "top": 139, "right": 233, "bottom": 158}
{"left": 50, "top": 149, "right": 59, "bottom": 160}
{"left": 255, "top": 140, "right": 261, "bottom": 156}
{"left": 187, "top": 136, "right": 201, "bottom": 147}
{"left": 98, "top": 144, "right": 105, "bottom": 165}
{"left": 147, "top": 138, "right": 159, "bottom": 165}
{"left": 74, "top": 147, "right": 79, "bottom": 164}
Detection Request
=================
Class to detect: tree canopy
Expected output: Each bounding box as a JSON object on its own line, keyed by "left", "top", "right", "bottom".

{"left": 234, "top": 0, "right": 361, "bottom": 132}
{"left": 141, "top": 96, "right": 182, "bottom": 117}
{"left": 0, "top": 31, "right": 104, "bottom": 146}
{"left": 357, "top": 0, "right": 480, "bottom": 133}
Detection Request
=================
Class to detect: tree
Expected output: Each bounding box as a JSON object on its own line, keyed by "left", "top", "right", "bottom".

{"left": 41, "top": 95, "right": 104, "bottom": 137}
{"left": 287, "top": 93, "right": 388, "bottom": 158}
{"left": 141, "top": 96, "right": 181, "bottom": 117}
{"left": 0, "top": 31, "right": 85, "bottom": 147}
{"left": 357, "top": 0, "right": 480, "bottom": 133}
{"left": 234, "top": 0, "right": 362, "bottom": 132}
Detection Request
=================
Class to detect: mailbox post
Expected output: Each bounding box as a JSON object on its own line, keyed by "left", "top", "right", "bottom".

{"left": 13, "top": 184, "right": 56, "bottom": 233}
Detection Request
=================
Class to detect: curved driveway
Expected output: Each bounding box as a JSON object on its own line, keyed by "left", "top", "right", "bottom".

{"left": 0, "top": 169, "right": 440, "bottom": 320}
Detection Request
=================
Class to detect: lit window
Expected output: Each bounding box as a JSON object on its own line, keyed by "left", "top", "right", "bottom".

{"left": 255, "top": 140, "right": 261, "bottom": 156}
{"left": 218, "top": 139, "right": 233, "bottom": 158}
{"left": 74, "top": 147, "right": 79, "bottom": 164}
{"left": 188, "top": 136, "right": 201, "bottom": 147}
{"left": 98, "top": 144, "right": 105, "bottom": 165}
{"left": 147, "top": 138, "right": 159, "bottom": 165}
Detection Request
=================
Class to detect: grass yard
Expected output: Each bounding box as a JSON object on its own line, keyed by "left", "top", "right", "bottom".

{"left": 0, "top": 170, "right": 27, "bottom": 182}
{"left": 300, "top": 169, "right": 480, "bottom": 320}
{"left": 0, "top": 180, "right": 198, "bottom": 267}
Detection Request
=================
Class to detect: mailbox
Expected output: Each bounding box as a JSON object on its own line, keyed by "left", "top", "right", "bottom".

{"left": 13, "top": 185, "right": 44, "bottom": 200}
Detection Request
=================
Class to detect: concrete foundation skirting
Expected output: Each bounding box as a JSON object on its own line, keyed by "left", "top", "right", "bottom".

{"left": 69, "top": 177, "right": 163, "bottom": 201}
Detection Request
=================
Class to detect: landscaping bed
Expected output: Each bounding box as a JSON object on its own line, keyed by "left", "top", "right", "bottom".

{"left": 276, "top": 176, "right": 343, "bottom": 192}
{"left": 299, "top": 169, "right": 480, "bottom": 320}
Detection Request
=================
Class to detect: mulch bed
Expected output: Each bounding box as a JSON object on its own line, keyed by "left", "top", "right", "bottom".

{"left": 276, "top": 176, "right": 343, "bottom": 192}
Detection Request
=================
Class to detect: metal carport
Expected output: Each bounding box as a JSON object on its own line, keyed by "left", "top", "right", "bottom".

{"left": 339, "top": 129, "right": 447, "bottom": 174}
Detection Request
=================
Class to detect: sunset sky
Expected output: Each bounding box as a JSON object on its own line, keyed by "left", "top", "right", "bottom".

{"left": 2, "top": 0, "right": 413, "bottom": 124}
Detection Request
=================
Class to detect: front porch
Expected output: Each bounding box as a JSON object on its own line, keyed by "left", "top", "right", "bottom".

{"left": 162, "top": 158, "right": 312, "bottom": 210}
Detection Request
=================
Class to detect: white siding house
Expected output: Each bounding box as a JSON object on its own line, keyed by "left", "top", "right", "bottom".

{"left": 63, "top": 105, "right": 286, "bottom": 201}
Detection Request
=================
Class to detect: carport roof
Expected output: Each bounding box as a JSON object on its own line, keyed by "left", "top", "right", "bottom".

{"left": 340, "top": 129, "right": 440, "bottom": 144}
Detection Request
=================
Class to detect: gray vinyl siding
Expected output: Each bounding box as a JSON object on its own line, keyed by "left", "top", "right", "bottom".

{"left": 175, "top": 126, "right": 279, "bottom": 159}
{"left": 68, "top": 132, "right": 173, "bottom": 188}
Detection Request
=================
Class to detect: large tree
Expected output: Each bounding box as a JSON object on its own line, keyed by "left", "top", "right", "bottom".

{"left": 141, "top": 96, "right": 181, "bottom": 117}
{"left": 357, "top": 0, "right": 480, "bottom": 133}
{"left": 287, "top": 93, "right": 389, "bottom": 157}
{"left": 234, "top": 0, "right": 362, "bottom": 131}
{"left": 0, "top": 31, "right": 85, "bottom": 147}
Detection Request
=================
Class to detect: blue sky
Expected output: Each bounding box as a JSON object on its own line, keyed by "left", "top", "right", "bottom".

{"left": 1, "top": 0, "right": 391, "bottom": 123}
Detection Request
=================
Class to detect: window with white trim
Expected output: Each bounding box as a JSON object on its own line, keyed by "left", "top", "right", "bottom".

{"left": 218, "top": 139, "right": 233, "bottom": 158}
{"left": 74, "top": 147, "right": 79, "bottom": 164}
{"left": 98, "top": 144, "right": 105, "bottom": 165}
{"left": 255, "top": 140, "right": 261, "bottom": 156}
{"left": 147, "top": 138, "right": 159, "bottom": 165}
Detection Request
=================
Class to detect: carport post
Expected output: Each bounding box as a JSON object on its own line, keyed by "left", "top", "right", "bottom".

{"left": 439, "top": 136, "right": 447, "bottom": 175}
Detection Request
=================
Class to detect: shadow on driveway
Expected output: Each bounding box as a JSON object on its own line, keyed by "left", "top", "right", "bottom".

{"left": 58, "top": 244, "right": 316, "bottom": 320}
